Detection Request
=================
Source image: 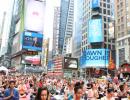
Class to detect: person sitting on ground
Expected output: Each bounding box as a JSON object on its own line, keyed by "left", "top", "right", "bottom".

{"left": 4, "top": 79, "right": 19, "bottom": 100}
{"left": 35, "top": 87, "right": 50, "bottom": 100}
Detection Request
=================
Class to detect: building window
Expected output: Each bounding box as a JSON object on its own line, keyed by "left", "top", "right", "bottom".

{"left": 103, "top": 3, "right": 106, "bottom": 7}
{"left": 122, "top": 40, "right": 125, "bottom": 45}
{"left": 107, "top": 0, "right": 110, "bottom": 3}
{"left": 121, "top": 32, "right": 124, "bottom": 37}
{"left": 118, "top": 19, "right": 120, "bottom": 23}
{"left": 104, "top": 23, "right": 107, "bottom": 28}
{"left": 104, "top": 30, "right": 107, "bottom": 35}
{"left": 118, "top": 26, "right": 120, "bottom": 31}
{"left": 121, "top": 24, "right": 124, "bottom": 29}
{"left": 118, "top": 41, "right": 121, "bottom": 46}
{"left": 100, "top": 2, "right": 102, "bottom": 6}
{"left": 104, "top": 37, "right": 107, "bottom": 42}
{"left": 120, "top": 2, "right": 123, "bottom": 7}
{"left": 121, "top": 17, "right": 124, "bottom": 22}
{"left": 104, "top": 17, "right": 106, "bottom": 22}
{"left": 107, "top": 10, "right": 110, "bottom": 15}
{"left": 103, "top": 9, "right": 106, "bottom": 14}
{"left": 117, "top": 5, "right": 119, "bottom": 10}
{"left": 107, "top": 4, "right": 110, "bottom": 8}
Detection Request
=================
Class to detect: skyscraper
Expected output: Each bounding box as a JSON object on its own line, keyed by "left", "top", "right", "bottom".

{"left": 81, "top": 0, "right": 115, "bottom": 53}
{"left": 8, "top": 0, "right": 46, "bottom": 70}
{"left": 115, "top": 0, "right": 130, "bottom": 67}
{"left": 58, "top": 0, "right": 74, "bottom": 55}
{"left": 72, "top": 0, "right": 82, "bottom": 58}
{"left": 52, "top": 7, "right": 60, "bottom": 57}
{"left": 80, "top": 0, "right": 116, "bottom": 73}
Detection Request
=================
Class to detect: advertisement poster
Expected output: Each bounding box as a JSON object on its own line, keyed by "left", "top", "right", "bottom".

{"left": 24, "top": 0, "right": 46, "bottom": 32}
{"left": 108, "top": 22, "right": 115, "bottom": 39}
{"left": 80, "top": 49, "right": 109, "bottom": 68}
{"left": 63, "top": 57, "right": 78, "bottom": 69}
{"left": 22, "top": 55, "right": 41, "bottom": 65}
{"left": 88, "top": 19, "right": 103, "bottom": 43}
{"left": 91, "top": 0, "right": 100, "bottom": 9}
{"left": 22, "top": 31, "right": 43, "bottom": 51}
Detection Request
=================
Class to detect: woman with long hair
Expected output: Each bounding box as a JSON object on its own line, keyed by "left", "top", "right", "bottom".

{"left": 35, "top": 87, "right": 50, "bottom": 100}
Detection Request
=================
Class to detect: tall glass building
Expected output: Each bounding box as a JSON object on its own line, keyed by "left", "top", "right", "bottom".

{"left": 58, "top": 0, "right": 74, "bottom": 55}
{"left": 72, "top": 0, "right": 82, "bottom": 58}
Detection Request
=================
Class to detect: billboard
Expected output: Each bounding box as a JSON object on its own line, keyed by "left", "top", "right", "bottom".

{"left": 63, "top": 57, "right": 78, "bottom": 69}
{"left": 22, "top": 55, "right": 41, "bottom": 65}
{"left": 88, "top": 19, "right": 103, "bottom": 43}
{"left": 24, "top": 0, "right": 46, "bottom": 32}
{"left": 22, "top": 31, "right": 43, "bottom": 51}
{"left": 108, "top": 21, "right": 115, "bottom": 39}
{"left": 80, "top": 49, "right": 109, "bottom": 68}
{"left": 91, "top": 0, "right": 100, "bottom": 9}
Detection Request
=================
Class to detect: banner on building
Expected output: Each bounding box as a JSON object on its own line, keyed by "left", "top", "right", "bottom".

{"left": 91, "top": 0, "right": 100, "bottom": 9}
{"left": 108, "top": 21, "right": 115, "bottom": 39}
{"left": 88, "top": 19, "right": 103, "bottom": 43}
{"left": 24, "top": 0, "right": 46, "bottom": 32}
{"left": 22, "top": 55, "right": 41, "bottom": 65}
{"left": 22, "top": 31, "right": 43, "bottom": 51}
{"left": 63, "top": 57, "right": 78, "bottom": 69}
{"left": 80, "top": 49, "right": 109, "bottom": 68}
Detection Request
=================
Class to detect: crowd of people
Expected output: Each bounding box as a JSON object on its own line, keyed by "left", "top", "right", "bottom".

{"left": 0, "top": 73, "right": 130, "bottom": 100}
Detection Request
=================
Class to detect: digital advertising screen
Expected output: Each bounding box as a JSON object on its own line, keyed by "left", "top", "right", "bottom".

{"left": 80, "top": 49, "right": 109, "bottom": 68}
{"left": 24, "top": 0, "right": 46, "bottom": 32}
{"left": 88, "top": 19, "right": 103, "bottom": 43}
{"left": 108, "top": 21, "right": 115, "bottom": 39}
{"left": 63, "top": 57, "right": 78, "bottom": 69}
{"left": 22, "top": 55, "right": 41, "bottom": 65}
{"left": 91, "top": 0, "right": 100, "bottom": 9}
{"left": 22, "top": 31, "right": 43, "bottom": 51}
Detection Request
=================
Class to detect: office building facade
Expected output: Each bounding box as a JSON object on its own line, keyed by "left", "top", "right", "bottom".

{"left": 81, "top": 0, "right": 116, "bottom": 70}
{"left": 72, "top": 0, "right": 82, "bottom": 58}
{"left": 82, "top": 0, "right": 115, "bottom": 51}
{"left": 115, "top": 0, "right": 130, "bottom": 67}
{"left": 58, "top": 0, "right": 74, "bottom": 55}
{"left": 8, "top": 0, "right": 46, "bottom": 70}
{"left": 52, "top": 7, "right": 60, "bottom": 57}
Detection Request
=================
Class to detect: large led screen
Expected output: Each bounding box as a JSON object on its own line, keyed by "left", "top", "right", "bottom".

{"left": 24, "top": 0, "right": 46, "bottom": 32}
{"left": 88, "top": 19, "right": 103, "bottom": 43}
{"left": 80, "top": 49, "right": 109, "bottom": 68}
{"left": 91, "top": 0, "right": 100, "bottom": 8}
{"left": 63, "top": 57, "right": 78, "bottom": 69}
{"left": 22, "top": 55, "right": 41, "bottom": 65}
{"left": 22, "top": 31, "right": 43, "bottom": 51}
{"left": 108, "top": 22, "right": 115, "bottom": 39}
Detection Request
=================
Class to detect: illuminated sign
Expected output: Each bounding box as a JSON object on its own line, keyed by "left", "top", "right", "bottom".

{"left": 108, "top": 21, "right": 115, "bottom": 39}
{"left": 80, "top": 49, "right": 109, "bottom": 68}
{"left": 24, "top": 0, "right": 46, "bottom": 32}
{"left": 63, "top": 57, "right": 78, "bottom": 69}
{"left": 88, "top": 19, "right": 103, "bottom": 43}
{"left": 91, "top": 0, "right": 100, "bottom": 8}
{"left": 22, "top": 31, "right": 43, "bottom": 51}
{"left": 22, "top": 55, "right": 41, "bottom": 65}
